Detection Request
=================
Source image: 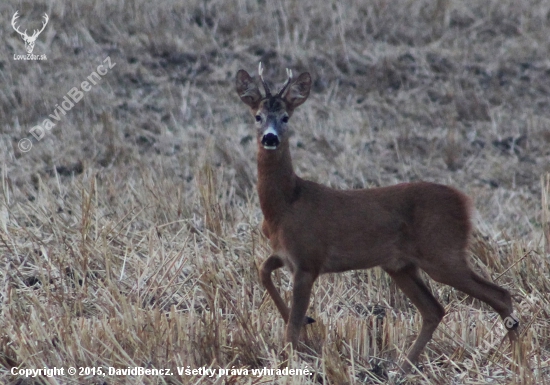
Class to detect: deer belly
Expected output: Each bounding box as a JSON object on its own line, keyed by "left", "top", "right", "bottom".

{"left": 321, "top": 243, "right": 397, "bottom": 273}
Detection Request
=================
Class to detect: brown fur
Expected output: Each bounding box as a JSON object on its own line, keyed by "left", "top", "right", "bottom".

{"left": 235, "top": 67, "right": 518, "bottom": 371}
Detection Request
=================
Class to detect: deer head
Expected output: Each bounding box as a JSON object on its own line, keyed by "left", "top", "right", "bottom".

{"left": 12, "top": 11, "right": 49, "bottom": 54}
{"left": 236, "top": 63, "right": 311, "bottom": 150}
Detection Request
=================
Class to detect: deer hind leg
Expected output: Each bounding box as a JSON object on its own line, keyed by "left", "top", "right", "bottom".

{"left": 385, "top": 264, "right": 445, "bottom": 371}
{"left": 425, "top": 262, "right": 519, "bottom": 340}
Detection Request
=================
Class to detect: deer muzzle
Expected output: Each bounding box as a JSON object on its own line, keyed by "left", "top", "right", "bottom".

{"left": 261, "top": 126, "right": 280, "bottom": 150}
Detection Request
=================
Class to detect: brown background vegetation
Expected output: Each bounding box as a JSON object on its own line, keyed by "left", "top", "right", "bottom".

{"left": 0, "top": 0, "right": 549, "bottom": 383}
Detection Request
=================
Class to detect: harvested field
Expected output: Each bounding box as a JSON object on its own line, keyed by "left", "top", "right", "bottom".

{"left": 1, "top": 0, "right": 549, "bottom": 383}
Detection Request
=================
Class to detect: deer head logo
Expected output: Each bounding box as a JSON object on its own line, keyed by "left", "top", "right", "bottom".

{"left": 12, "top": 11, "right": 49, "bottom": 54}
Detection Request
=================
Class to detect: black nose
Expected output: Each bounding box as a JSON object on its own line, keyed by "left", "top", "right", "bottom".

{"left": 261, "top": 133, "right": 280, "bottom": 148}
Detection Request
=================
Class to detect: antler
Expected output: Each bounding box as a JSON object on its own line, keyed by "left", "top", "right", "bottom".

{"left": 258, "top": 63, "right": 295, "bottom": 98}
{"left": 11, "top": 12, "right": 48, "bottom": 41}
{"left": 30, "top": 14, "right": 49, "bottom": 40}
{"left": 11, "top": 11, "right": 27, "bottom": 38}
{"left": 277, "top": 68, "right": 293, "bottom": 97}
{"left": 258, "top": 62, "right": 272, "bottom": 97}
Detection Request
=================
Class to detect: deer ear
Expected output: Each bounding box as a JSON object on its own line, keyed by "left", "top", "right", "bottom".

{"left": 284, "top": 72, "right": 311, "bottom": 111}
{"left": 236, "top": 70, "right": 262, "bottom": 109}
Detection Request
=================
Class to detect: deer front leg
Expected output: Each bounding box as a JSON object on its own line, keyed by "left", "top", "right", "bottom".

{"left": 285, "top": 269, "right": 316, "bottom": 347}
{"left": 260, "top": 255, "right": 290, "bottom": 322}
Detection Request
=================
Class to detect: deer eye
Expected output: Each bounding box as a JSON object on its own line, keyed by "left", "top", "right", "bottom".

{"left": 255, "top": 115, "right": 262, "bottom": 122}
{"left": 282, "top": 116, "right": 289, "bottom": 123}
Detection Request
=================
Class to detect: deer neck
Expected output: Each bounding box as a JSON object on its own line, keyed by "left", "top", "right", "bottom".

{"left": 257, "top": 140, "right": 297, "bottom": 224}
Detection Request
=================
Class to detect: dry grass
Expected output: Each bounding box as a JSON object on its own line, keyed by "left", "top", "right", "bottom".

{"left": 1, "top": 0, "right": 549, "bottom": 383}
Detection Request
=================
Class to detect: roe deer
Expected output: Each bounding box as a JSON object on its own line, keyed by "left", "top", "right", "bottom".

{"left": 235, "top": 63, "right": 519, "bottom": 370}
